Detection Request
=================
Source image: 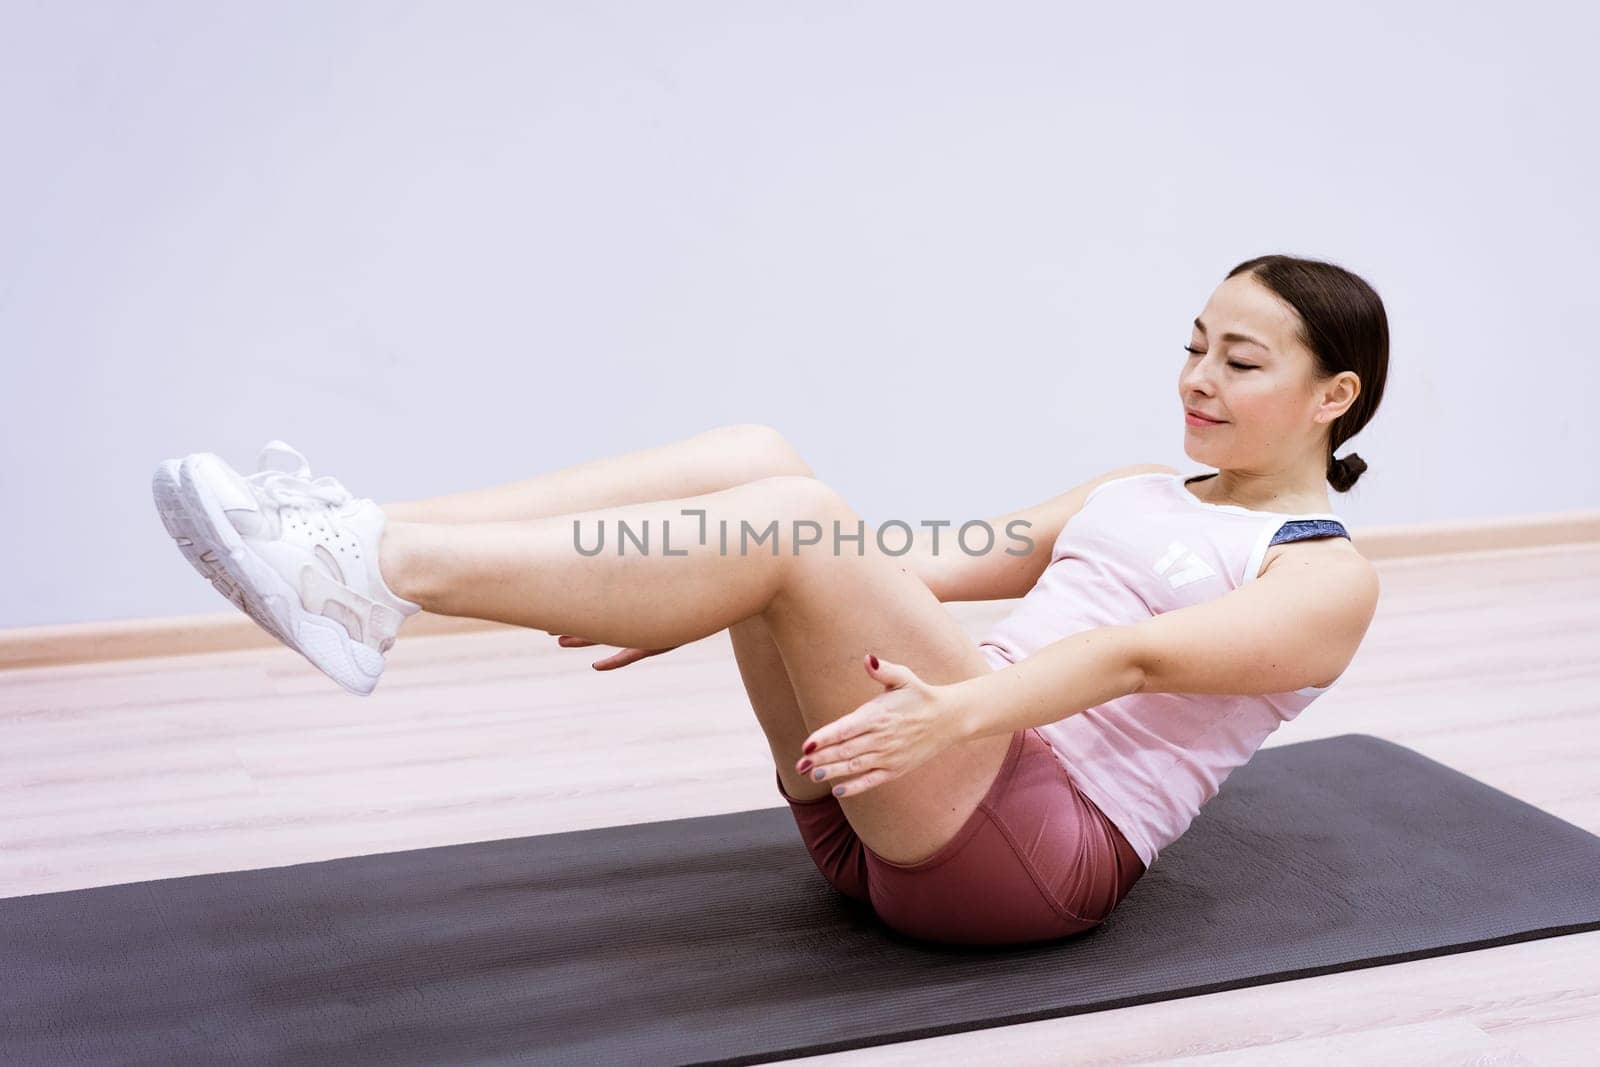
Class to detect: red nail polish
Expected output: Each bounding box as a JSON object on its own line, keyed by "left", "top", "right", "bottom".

{"left": 798, "top": 760, "right": 812, "bottom": 773}
{"left": 803, "top": 741, "right": 817, "bottom": 754}
{"left": 869, "top": 654, "right": 879, "bottom": 669}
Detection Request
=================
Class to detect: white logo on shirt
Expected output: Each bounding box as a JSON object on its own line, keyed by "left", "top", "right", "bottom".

{"left": 1154, "top": 540, "right": 1217, "bottom": 590}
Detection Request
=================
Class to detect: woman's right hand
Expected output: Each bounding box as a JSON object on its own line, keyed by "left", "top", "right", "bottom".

{"left": 555, "top": 634, "right": 681, "bottom": 671}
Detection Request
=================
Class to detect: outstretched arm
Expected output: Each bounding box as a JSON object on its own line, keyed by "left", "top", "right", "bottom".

{"left": 949, "top": 551, "right": 1380, "bottom": 741}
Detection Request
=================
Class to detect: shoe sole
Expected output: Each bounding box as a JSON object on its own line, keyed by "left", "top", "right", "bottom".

{"left": 152, "top": 459, "right": 295, "bottom": 647}
{"left": 153, "top": 455, "right": 383, "bottom": 696}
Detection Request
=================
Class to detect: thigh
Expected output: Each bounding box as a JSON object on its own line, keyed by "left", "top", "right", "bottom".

{"left": 778, "top": 727, "right": 1147, "bottom": 945}
{"left": 758, "top": 481, "right": 1013, "bottom": 866}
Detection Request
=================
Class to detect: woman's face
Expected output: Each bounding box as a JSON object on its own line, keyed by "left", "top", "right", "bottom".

{"left": 1178, "top": 273, "right": 1332, "bottom": 471}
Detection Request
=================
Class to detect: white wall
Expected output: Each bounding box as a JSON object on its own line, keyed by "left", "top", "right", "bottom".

{"left": 4, "top": 0, "right": 1595, "bottom": 628}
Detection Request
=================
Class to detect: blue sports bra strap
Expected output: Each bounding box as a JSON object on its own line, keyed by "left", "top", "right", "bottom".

{"left": 1270, "top": 519, "right": 1350, "bottom": 545}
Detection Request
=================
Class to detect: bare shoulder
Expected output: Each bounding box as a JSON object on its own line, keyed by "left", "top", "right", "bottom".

{"left": 1259, "top": 537, "right": 1379, "bottom": 689}
{"left": 1261, "top": 534, "right": 1378, "bottom": 589}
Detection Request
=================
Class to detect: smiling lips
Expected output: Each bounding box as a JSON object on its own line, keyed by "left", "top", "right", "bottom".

{"left": 1185, "top": 409, "right": 1226, "bottom": 425}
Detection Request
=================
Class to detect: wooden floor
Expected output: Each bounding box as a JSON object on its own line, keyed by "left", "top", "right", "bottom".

{"left": 3, "top": 542, "right": 1597, "bottom": 1064}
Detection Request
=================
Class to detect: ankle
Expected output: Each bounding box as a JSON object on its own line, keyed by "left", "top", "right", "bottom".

{"left": 377, "top": 520, "right": 430, "bottom": 613}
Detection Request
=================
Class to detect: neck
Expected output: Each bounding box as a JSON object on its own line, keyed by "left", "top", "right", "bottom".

{"left": 1189, "top": 466, "right": 1332, "bottom": 513}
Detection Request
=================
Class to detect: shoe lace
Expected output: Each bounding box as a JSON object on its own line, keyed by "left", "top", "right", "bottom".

{"left": 244, "top": 440, "right": 354, "bottom": 510}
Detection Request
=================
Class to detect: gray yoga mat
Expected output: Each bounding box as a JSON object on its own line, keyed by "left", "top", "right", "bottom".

{"left": 4, "top": 733, "right": 1598, "bottom": 1066}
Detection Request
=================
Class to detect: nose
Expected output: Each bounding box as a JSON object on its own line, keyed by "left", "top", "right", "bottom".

{"left": 1180, "top": 361, "right": 1219, "bottom": 398}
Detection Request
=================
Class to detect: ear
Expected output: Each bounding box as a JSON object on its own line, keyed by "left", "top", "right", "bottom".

{"left": 1320, "top": 371, "right": 1360, "bottom": 419}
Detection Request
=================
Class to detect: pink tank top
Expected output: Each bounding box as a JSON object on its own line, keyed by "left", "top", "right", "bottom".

{"left": 977, "top": 471, "right": 1351, "bottom": 869}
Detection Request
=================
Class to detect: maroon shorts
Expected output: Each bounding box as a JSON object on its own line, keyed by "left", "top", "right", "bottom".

{"left": 777, "top": 726, "right": 1146, "bottom": 946}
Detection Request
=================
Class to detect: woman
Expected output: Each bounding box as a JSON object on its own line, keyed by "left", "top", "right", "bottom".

{"left": 152, "top": 253, "right": 1386, "bottom": 947}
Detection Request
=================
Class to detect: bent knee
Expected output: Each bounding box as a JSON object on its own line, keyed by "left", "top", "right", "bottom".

{"left": 743, "top": 473, "right": 852, "bottom": 522}
{"left": 708, "top": 423, "right": 815, "bottom": 479}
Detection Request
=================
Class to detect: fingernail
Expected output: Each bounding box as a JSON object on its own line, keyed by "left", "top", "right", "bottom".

{"left": 832, "top": 785, "right": 846, "bottom": 797}
{"left": 797, "top": 759, "right": 813, "bottom": 773}
{"left": 869, "top": 654, "right": 879, "bottom": 669}
{"left": 813, "top": 768, "right": 826, "bottom": 780}
{"left": 803, "top": 741, "right": 817, "bottom": 755}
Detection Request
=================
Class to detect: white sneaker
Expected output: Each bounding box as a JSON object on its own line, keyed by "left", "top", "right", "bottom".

{"left": 151, "top": 441, "right": 421, "bottom": 696}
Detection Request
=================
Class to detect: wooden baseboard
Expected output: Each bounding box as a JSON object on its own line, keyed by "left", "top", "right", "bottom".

{"left": 4, "top": 510, "right": 1597, "bottom": 672}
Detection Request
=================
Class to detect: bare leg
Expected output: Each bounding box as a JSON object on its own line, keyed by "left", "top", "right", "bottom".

{"left": 378, "top": 421, "right": 830, "bottom": 802}
{"left": 380, "top": 423, "right": 811, "bottom": 525}
{"left": 759, "top": 490, "right": 1011, "bottom": 863}
{"left": 379, "top": 476, "right": 822, "bottom": 650}
{"left": 378, "top": 475, "right": 1009, "bottom": 864}
{"left": 729, "top": 615, "right": 831, "bottom": 802}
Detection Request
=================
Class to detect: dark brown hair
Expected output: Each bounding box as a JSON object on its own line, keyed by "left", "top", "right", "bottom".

{"left": 1224, "top": 254, "right": 1388, "bottom": 492}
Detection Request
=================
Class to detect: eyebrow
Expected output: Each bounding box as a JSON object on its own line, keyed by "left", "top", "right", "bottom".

{"left": 1193, "top": 318, "right": 1270, "bottom": 351}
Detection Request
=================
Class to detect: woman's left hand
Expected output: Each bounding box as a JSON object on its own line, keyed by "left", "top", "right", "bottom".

{"left": 796, "top": 653, "right": 967, "bottom": 798}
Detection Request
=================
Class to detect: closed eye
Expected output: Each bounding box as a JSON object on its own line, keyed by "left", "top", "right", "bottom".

{"left": 1184, "top": 345, "right": 1257, "bottom": 370}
